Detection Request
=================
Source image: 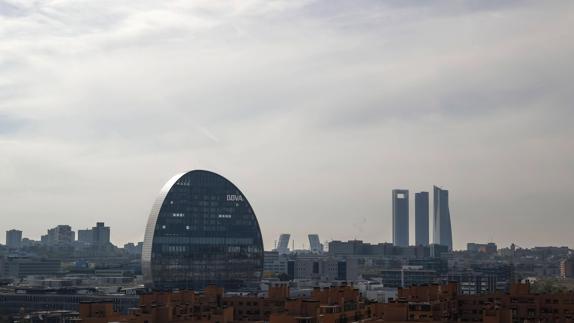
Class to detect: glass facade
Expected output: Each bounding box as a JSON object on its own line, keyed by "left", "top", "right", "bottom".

{"left": 142, "top": 170, "right": 264, "bottom": 291}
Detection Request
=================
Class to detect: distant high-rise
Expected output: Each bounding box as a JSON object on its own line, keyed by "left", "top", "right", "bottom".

{"left": 276, "top": 234, "right": 291, "bottom": 255}
{"left": 41, "top": 225, "right": 75, "bottom": 245}
{"left": 308, "top": 234, "right": 323, "bottom": 253}
{"left": 433, "top": 186, "right": 453, "bottom": 251}
{"left": 77, "top": 222, "right": 110, "bottom": 245}
{"left": 93, "top": 222, "right": 111, "bottom": 245}
{"left": 392, "top": 189, "right": 409, "bottom": 247}
{"left": 415, "top": 192, "right": 429, "bottom": 246}
{"left": 6, "top": 229, "right": 22, "bottom": 249}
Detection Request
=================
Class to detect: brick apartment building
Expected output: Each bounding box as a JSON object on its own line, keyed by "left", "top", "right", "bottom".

{"left": 80, "top": 282, "right": 574, "bottom": 323}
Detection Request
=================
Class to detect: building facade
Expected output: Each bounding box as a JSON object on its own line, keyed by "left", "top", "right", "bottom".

{"left": 415, "top": 192, "right": 429, "bottom": 247}
{"left": 560, "top": 258, "right": 574, "bottom": 279}
{"left": 276, "top": 234, "right": 291, "bottom": 255}
{"left": 5, "top": 229, "right": 22, "bottom": 249}
{"left": 308, "top": 234, "right": 323, "bottom": 253}
{"left": 433, "top": 186, "right": 453, "bottom": 250}
{"left": 77, "top": 222, "right": 111, "bottom": 245}
{"left": 142, "top": 170, "right": 264, "bottom": 291}
{"left": 41, "top": 225, "right": 75, "bottom": 245}
{"left": 392, "top": 189, "right": 409, "bottom": 247}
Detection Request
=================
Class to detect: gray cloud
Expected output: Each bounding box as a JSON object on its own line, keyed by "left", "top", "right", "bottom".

{"left": 0, "top": 0, "right": 573, "bottom": 249}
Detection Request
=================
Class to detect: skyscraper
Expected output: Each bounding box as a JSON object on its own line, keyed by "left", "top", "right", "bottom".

{"left": 142, "top": 170, "right": 264, "bottom": 291}
{"left": 276, "top": 234, "right": 291, "bottom": 255}
{"left": 415, "top": 192, "right": 429, "bottom": 246}
{"left": 308, "top": 234, "right": 323, "bottom": 253}
{"left": 433, "top": 186, "right": 453, "bottom": 251}
{"left": 392, "top": 189, "right": 409, "bottom": 247}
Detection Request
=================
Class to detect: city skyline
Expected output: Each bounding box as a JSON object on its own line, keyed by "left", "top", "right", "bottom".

{"left": 1, "top": 1, "right": 574, "bottom": 250}
{"left": 1, "top": 180, "right": 572, "bottom": 251}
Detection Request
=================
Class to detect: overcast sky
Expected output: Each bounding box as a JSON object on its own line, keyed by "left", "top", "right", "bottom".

{"left": 1, "top": 0, "right": 573, "bottom": 250}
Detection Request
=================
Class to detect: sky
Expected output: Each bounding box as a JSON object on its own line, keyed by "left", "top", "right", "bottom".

{"left": 1, "top": 0, "right": 573, "bottom": 250}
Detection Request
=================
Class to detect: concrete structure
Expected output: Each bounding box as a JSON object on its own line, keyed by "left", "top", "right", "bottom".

{"left": 123, "top": 242, "right": 143, "bottom": 255}
{"left": 142, "top": 170, "right": 264, "bottom": 291}
{"left": 430, "top": 243, "right": 449, "bottom": 258}
{"left": 392, "top": 189, "right": 409, "bottom": 247}
{"left": 92, "top": 222, "right": 110, "bottom": 245}
{"left": 286, "top": 257, "right": 359, "bottom": 282}
{"left": 327, "top": 240, "right": 445, "bottom": 258}
{"left": 446, "top": 263, "right": 514, "bottom": 295}
{"left": 380, "top": 265, "right": 438, "bottom": 288}
{"left": 467, "top": 242, "right": 497, "bottom": 254}
{"left": 5, "top": 229, "right": 22, "bottom": 249}
{"left": 560, "top": 258, "right": 574, "bottom": 279}
{"left": 308, "top": 234, "right": 323, "bottom": 253}
{"left": 394, "top": 282, "right": 574, "bottom": 322}
{"left": 41, "top": 225, "right": 75, "bottom": 245}
{"left": 0, "top": 288, "right": 138, "bottom": 316}
{"left": 433, "top": 186, "right": 453, "bottom": 250}
{"left": 0, "top": 258, "right": 62, "bottom": 278}
{"left": 77, "top": 222, "right": 111, "bottom": 245}
{"left": 276, "top": 234, "right": 291, "bottom": 255}
{"left": 263, "top": 251, "right": 288, "bottom": 276}
{"left": 78, "top": 229, "right": 93, "bottom": 244}
{"left": 79, "top": 284, "right": 384, "bottom": 323}
{"left": 77, "top": 282, "right": 574, "bottom": 323}
{"left": 415, "top": 192, "right": 429, "bottom": 246}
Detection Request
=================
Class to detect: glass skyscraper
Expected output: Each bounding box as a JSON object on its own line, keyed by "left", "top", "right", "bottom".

{"left": 392, "top": 189, "right": 409, "bottom": 247}
{"left": 433, "top": 186, "right": 453, "bottom": 251}
{"left": 415, "top": 191, "right": 429, "bottom": 246}
{"left": 142, "top": 170, "right": 264, "bottom": 291}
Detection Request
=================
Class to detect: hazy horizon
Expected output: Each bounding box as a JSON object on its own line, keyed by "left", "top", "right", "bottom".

{"left": 1, "top": 0, "right": 573, "bottom": 250}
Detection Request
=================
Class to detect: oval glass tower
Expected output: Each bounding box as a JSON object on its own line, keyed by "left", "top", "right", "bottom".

{"left": 142, "top": 170, "right": 264, "bottom": 291}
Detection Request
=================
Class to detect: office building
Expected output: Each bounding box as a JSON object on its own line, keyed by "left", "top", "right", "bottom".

{"left": 446, "top": 263, "right": 514, "bottom": 295}
{"left": 379, "top": 266, "right": 438, "bottom": 288}
{"left": 142, "top": 170, "right": 264, "bottom": 291}
{"left": 308, "top": 234, "right": 323, "bottom": 253}
{"left": 433, "top": 186, "right": 453, "bottom": 250}
{"left": 392, "top": 189, "right": 409, "bottom": 247}
{"left": 284, "top": 257, "right": 359, "bottom": 282}
{"left": 6, "top": 229, "right": 22, "bottom": 249}
{"left": 263, "top": 251, "right": 288, "bottom": 275}
{"left": 414, "top": 192, "right": 429, "bottom": 246}
{"left": 0, "top": 258, "right": 62, "bottom": 278}
{"left": 276, "top": 234, "right": 291, "bottom": 255}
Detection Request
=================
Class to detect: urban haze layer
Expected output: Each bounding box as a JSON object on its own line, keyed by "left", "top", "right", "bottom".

{"left": 1, "top": 170, "right": 574, "bottom": 323}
